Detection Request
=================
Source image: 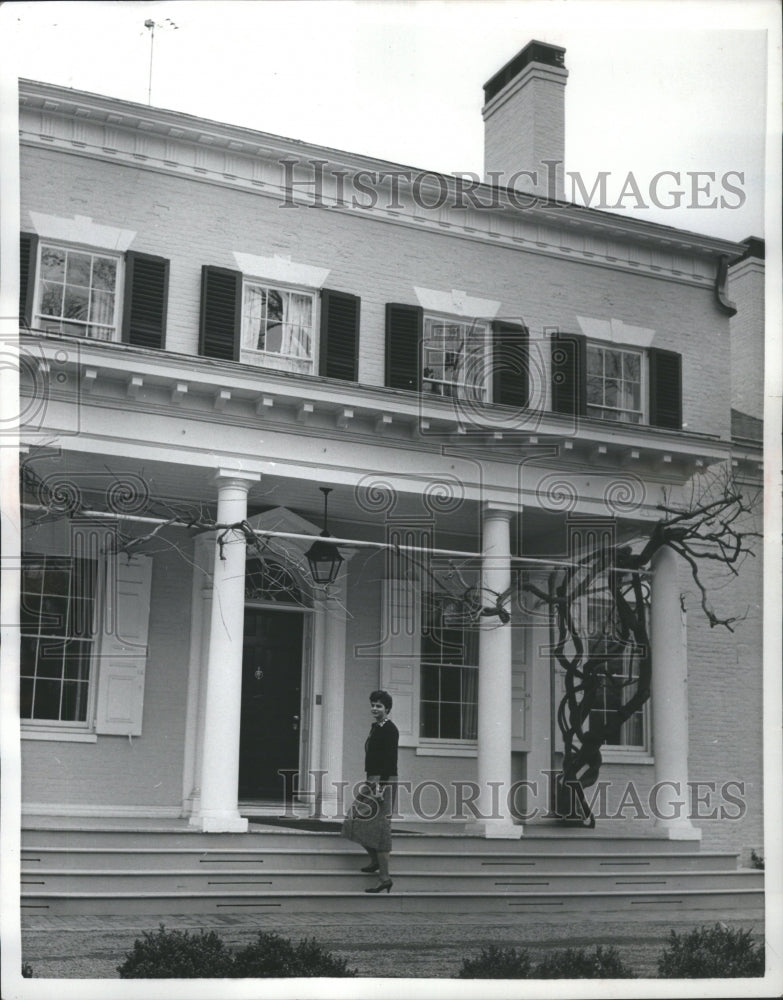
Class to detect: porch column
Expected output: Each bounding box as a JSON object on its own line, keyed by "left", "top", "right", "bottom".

{"left": 192, "top": 469, "right": 260, "bottom": 833}
{"left": 317, "top": 583, "right": 348, "bottom": 817}
{"left": 650, "top": 545, "right": 700, "bottom": 840}
{"left": 474, "top": 504, "right": 518, "bottom": 838}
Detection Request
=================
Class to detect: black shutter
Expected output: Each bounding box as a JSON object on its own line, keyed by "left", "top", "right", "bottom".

{"left": 649, "top": 348, "right": 682, "bottom": 429}
{"left": 19, "top": 232, "right": 38, "bottom": 329}
{"left": 121, "top": 252, "right": 169, "bottom": 349}
{"left": 550, "top": 332, "right": 587, "bottom": 415}
{"left": 492, "top": 320, "right": 529, "bottom": 407}
{"left": 199, "top": 266, "right": 242, "bottom": 361}
{"left": 385, "top": 303, "right": 422, "bottom": 391}
{"left": 319, "top": 289, "right": 360, "bottom": 381}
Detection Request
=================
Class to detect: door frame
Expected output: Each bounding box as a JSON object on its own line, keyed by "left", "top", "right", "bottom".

{"left": 239, "top": 599, "right": 312, "bottom": 803}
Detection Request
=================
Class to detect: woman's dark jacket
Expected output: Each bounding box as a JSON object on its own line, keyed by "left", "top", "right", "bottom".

{"left": 364, "top": 719, "right": 399, "bottom": 781}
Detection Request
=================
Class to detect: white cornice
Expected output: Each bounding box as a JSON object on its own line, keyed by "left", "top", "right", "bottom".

{"left": 19, "top": 78, "right": 743, "bottom": 271}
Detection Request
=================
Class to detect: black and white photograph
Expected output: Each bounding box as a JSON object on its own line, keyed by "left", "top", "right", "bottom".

{"left": 0, "top": 1, "right": 780, "bottom": 997}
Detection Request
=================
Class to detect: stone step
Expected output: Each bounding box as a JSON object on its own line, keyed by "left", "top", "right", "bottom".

{"left": 19, "top": 886, "right": 764, "bottom": 921}
{"left": 21, "top": 867, "right": 763, "bottom": 896}
{"left": 20, "top": 827, "right": 701, "bottom": 854}
{"left": 20, "top": 846, "right": 741, "bottom": 874}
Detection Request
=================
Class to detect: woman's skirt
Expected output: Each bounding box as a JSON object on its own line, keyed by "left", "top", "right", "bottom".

{"left": 341, "top": 781, "right": 394, "bottom": 852}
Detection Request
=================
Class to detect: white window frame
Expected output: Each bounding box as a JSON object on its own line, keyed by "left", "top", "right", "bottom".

{"left": 20, "top": 553, "right": 99, "bottom": 733}
{"left": 586, "top": 341, "right": 647, "bottom": 424}
{"left": 240, "top": 277, "right": 318, "bottom": 375}
{"left": 34, "top": 241, "right": 123, "bottom": 342}
{"left": 422, "top": 313, "right": 490, "bottom": 402}
{"left": 419, "top": 591, "right": 479, "bottom": 746}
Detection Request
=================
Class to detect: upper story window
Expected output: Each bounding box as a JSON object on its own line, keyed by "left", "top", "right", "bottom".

{"left": 36, "top": 243, "right": 120, "bottom": 341}
{"left": 551, "top": 332, "right": 682, "bottom": 430}
{"left": 422, "top": 316, "right": 489, "bottom": 401}
{"left": 20, "top": 554, "right": 97, "bottom": 726}
{"left": 20, "top": 233, "right": 170, "bottom": 350}
{"left": 586, "top": 343, "right": 646, "bottom": 424}
{"left": 200, "top": 265, "right": 360, "bottom": 382}
{"left": 241, "top": 281, "right": 316, "bottom": 375}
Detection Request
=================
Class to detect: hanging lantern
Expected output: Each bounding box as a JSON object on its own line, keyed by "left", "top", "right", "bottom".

{"left": 305, "top": 487, "right": 343, "bottom": 585}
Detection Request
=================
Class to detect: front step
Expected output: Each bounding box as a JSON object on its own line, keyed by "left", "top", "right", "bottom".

{"left": 20, "top": 846, "right": 741, "bottom": 873}
{"left": 20, "top": 887, "right": 763, "bottom": 920}
{"left": 20, "top": 824, "right": 764, "bottom": 923}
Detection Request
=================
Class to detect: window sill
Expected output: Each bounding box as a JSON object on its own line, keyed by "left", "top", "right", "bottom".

{"left": 600, "top": 750, "right": 653, "bottom": 765}
{"left": 416, "top": 745, "right": 478, "bottom": 758}
{"left": 22, "top": 729, "right": 97, "bottom": 743}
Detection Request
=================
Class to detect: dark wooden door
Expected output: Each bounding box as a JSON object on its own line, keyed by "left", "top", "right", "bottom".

{"left": 239, "top": 608, "right": 303, "bottom": 800}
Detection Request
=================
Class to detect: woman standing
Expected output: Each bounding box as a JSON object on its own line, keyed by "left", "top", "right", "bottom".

{"left": 342, "top": 689, "right": 398, "bottom": 893}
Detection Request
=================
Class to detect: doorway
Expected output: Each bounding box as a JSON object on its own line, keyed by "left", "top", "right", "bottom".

{"left": 239, "top": 607, "right": 304, "bottom": 800}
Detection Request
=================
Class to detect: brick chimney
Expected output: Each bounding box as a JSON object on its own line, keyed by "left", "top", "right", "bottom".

{"left": 482, "top": 40, "right": 568, "bottom": 200}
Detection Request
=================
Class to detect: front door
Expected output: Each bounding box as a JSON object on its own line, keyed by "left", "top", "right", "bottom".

{"left": 239, "top": 607, "right": 303, "bottom": 800}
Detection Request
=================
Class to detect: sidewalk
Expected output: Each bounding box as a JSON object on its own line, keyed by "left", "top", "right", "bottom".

{"left": 20, "top": 909, "right": 766, "bottom": 980}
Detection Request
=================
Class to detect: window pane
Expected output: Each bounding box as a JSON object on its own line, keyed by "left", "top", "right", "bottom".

{"left": 92, "top": 257, "right": 117, "bottom": 291}
{"left": 20, "top": 636, "right": 39, "bottom": 675}
{"left": 40, "top": 281, "right": 64, "bottom": 316}
{"left": 586, "top": 375, "right": 603, "bottom": 405}
{"left": 605, "top": 351, "right": 622, "bottom": 378}
{"left": 439, "top": 703, "right": 461, "bottom": 739}
{"left": 421, "top": 664, "right": 439, "bottom": 701}
{"left": 40, "top": 247, "right": 65, "bottom": 280}
{"left": 440, "top": 666, "right": 461, "bottom": 702}
{"left": 586, "top": 346, "right": 603, "bottom": 375}
{"left": 63, "top": 642, "right": 92, "bottom": 679}
{"left": 65, "top": 252, "right": 91, "bottom": 287}
{"left": 32, "top": 679, "right": 62, "bottom": 720}
{"left": 20, "top": 678, "right": 34, "bottom": 719}
{"left": 39, "top": 596, "right": 68, "bottom": 634}
{"left": 37, "top": 640, "right": 65, "bottom": 677}
{"left": 62, "top": 680, "right": 89, "bottom": 722}
{"left": 420, "top": 701, "right": 439, "bottom": 738}
{"left": 623, "top": 353, "right": 641, "bottom": 380}
{"left": 63, "top": 286, "right": 89, "bottom": 321}
{"left": 90, "top": 289, "right": 115, "bottom": 325}
{"left": 604, "top": 378, "right": 619, "bottom": 407}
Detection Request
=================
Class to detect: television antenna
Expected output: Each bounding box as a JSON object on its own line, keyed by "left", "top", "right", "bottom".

{"left": 143, "top": 18, "right": 178, "bottom": 105}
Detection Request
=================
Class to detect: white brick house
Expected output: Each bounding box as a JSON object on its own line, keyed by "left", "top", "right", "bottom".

{"left": 16, "top": 40, "right": 763, "bottom": 860}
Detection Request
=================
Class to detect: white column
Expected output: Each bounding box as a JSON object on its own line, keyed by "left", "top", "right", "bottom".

{"left": 318, "top": 584, "right": 348, "bottom": 817}
{"left": 650, "top": 546, "right": 701, "bottom": 840}
{"left": 191, "top": 470, "right": 260, "bottom": 833}
{"left": 473, "top": 505, "right": 518, "bottom": 838}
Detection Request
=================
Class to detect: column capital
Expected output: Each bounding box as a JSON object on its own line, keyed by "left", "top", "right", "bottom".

{"left": 214, "top": 468, "right": 261, "bottom": 493}
{"left": 481, "top": 501, "right": 516, "bottom": 520}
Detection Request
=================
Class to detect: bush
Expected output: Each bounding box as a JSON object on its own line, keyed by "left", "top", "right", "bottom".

{"left": 750, "top": 849, "right": 765, "bottom": 870}
{"left": 458, "top": 945, "right": 533, "bottom": 979}
{"left": 535, "top": 945, "right": 635, "bottom": 979}
{"left": 117, "top": 924, "right": 355, "bottom": 979}
{"left": 657, "top": 923, "right": 765, "bottom": 978}
{"left": 118, "top": 924, "right": 235, "bottom": 978}
{"left": 232, "top": 931, "right": 356, "bottom": 978}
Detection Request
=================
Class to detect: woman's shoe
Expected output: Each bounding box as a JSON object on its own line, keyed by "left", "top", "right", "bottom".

{"left": 364, "top": 879, "right": 393, "bottom": 894}
{"left": 360, "top": 862, "right": 380, "bottom": 873}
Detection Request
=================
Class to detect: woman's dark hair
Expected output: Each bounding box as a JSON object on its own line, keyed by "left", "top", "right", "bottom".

{"left": 369, "top": 689, "right": 392, "bottom": 712}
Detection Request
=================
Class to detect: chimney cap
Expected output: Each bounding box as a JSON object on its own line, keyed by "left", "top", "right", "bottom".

{"left": 738, "top": 236, "right": 765, "bottom": 261}
{"left": 484, "top": 40, "right": 567, "bottom": 104}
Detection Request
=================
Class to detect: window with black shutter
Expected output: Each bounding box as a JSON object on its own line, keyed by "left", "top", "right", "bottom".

{"left": 199, "top": 265, "right": 242, "bottom": 362}
{"left": 319, "top": 289, "right": 360, "bottom": 381}
{"left": 385, "top": 303, "right": 422, "bottom": 391}
{"left": 550, "top": 332, "right": 587, "bottom": 416}
{"left": 649, "top": 348, "right": 682, "bottom": 429}
{"left": 492, "top": 320, "right": 529, "bottom": 408}
{"left": 19, "top": 232, "right": 38, "bottom": 329}
{"left": 122, "top": 252, "right": 169, "bottom": 350}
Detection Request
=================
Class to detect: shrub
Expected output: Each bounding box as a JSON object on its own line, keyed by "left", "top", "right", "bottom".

{"left": 458, "top": 945, "right": 533, "bottom": 979}
{"left": 232, "top": 931, "right": 356, "bottom": 978}
{"left": 535, "top": 945, "right": 635, "bottom": 979}
{"left": 21, "top": 963, "right": 33, "bottom": 978}
{"left": 750, "top": 849, "right": 765, "bottom": 870}
{"left": 657, "top": 923, "right": 765, "bottom": 978}
{"left": 117, "top": 924, "right": 236, "bottom": 978}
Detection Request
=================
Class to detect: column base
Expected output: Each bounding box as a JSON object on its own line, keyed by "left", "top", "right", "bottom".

{"left": 189, "top": 813, "right": 249, "bottom": 833}
{"left": 465, "top": 819, "right": 523, "bottom": 840}
{"left": 653, "top": 819, "right": 702, "bottom": 841}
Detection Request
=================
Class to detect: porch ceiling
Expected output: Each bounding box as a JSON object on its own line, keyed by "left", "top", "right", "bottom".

{"left": 20, "top": 447, "right": 572, "bottom": 552}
